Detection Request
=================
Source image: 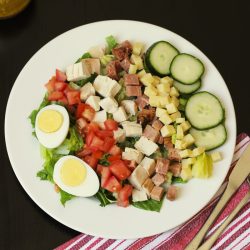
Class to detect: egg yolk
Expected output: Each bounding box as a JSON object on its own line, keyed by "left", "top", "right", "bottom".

{"left": 60, "top": 159, "right": 86, "bottom": 186}
{"left": 38, "top": 109, "right": 63, "bottom": 133}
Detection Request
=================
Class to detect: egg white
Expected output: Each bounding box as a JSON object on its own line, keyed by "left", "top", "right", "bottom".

{"left": 53, "top": 155, "right": 100, "bottom": 197}
{"left": 35, "top": 104, "right": 70, "bottom": 149}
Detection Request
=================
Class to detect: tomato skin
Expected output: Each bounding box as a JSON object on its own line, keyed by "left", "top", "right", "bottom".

{"left": 92, "top": 150, "right": 103, "bottom": 159}
{"left": 48, "top": 91, "right": 64, "bottom": 101}
{"left": 96, "top": 164, "right": 104, "bottom": 175}
{"left": 104, "top": 176, "right": 122, "bottom": 192}
{"left": 45, "top": 76, "right": 56, "bottom": 92}
{"left": 108, "top": 145, "right": 121, "bottom": 156}
{"left": 54, "top": 81, "right": 67, "bottom": 91}
{"left": 56, "top": 69, "right": 67, "bottom": 82}
{"left": 66, "top": 91, "right": 81, "bottom": 105}
{"left": 84, "top": 155, "right": 98, "bottom": 169}
{"left": 108, "top": 154, "right": 121, "bottom": 162}
{"left": 87, "top": 122, "right": 100, "bottom": 133}
{"left": 57, "top": 96, "right": 68, "bottom": 105}
{"left": 103, "top": 137, "right": 115, "bottom": 152}
{"left": 109, "top": 160, "right": 131, "bottom": 181}
{"left": 77, "top": 148, "right": 92, "bottom": 158}
{"left": 86, "top": 131, "right": 95, "bottom": 147}
{"left": 82, "top": 107, "right": 95, "bottom": 121}
{"left": 104, "top": 119, "right": 118, "bottom": 131}
{"left": 89, "top": 136, "right": 104, "bottom": 151}
{"left": 118, "top": 184, "right": 133, "bottom": 201}
{"left": 117, "top": 199, "right": 130, "bottom": 207}
{"left": 76, "top": 103, "right": 86, "bottom": 119}
{"left": 96, "top": 130, "right": 113, "bottom": 139}
{"left": 101, "top": 167, "right": 112, "bottom": 188}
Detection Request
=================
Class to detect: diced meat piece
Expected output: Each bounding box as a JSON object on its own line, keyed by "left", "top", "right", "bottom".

{"left": 138, "top": 108, "right": 156, "bottom": 126}
{"left": 143, "top": 125, "right": 160, "bottom": 142}
{"left": 106, "top": 60, "right": 121, "bottom": 80}
{"left": 158, "top": 136, "right": 164, "bottom": 144}
{"left": 120, "top": 57, "right": 131, "bottom": 72}
{"left": 76, "top": 118, "right": 88, "bottom": 132}
{"left": 126, "top": 85, "right": 142, "bottom": 97}
{"left": 164, "top": 137, "right": 174, "bottom": 149}
{"left": 152, "top": 173, "right": 165, "bottom": 186}
{"left": 168, "top": 148, "right": 181, "bottom": 162}
{"left": 142, "top": 178, "right": 154, "bottom": 196}
{"left": 127, "top": 160, "right": 137, "bottom": 170}
{"left": 155, "top": 158, "right": 170, "bottom": 175}
{"left": 124, "top": 74, "right": 140, "bottom": 86}
{"left": 120, "top": 40, "right": 133, "bottom": 53}
{"left": 135, "top": 95, "right": 149, "bottom": 110}
{"left": 169, "top": 162, "right": 182, "bottom": 177}
{"left": 82, "top": 58, "right": 101, "bottom": 75}
{"left": 166, "top": 186, "right": 178, "bottom": 201}
{"left": 112, "top": 40, "right": 132, "bottom": 61}
{"left": 140, "top": 157, "right": 156, "bottom": 176}
{"left": 152, "top": 119, "right": 163, "bottom": 131}
{"left": 150, "top": 186, "right": 164, "bottom": 201}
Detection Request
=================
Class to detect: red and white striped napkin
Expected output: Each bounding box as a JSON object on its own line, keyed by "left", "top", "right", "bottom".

{"left": 55, "top": 133, "right": 250, "bottom": 250}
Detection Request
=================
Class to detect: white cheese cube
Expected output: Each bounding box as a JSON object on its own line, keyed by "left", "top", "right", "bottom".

{"left": 135, "top": 136, "right": 159, "bottom": 156}
{"left": 192, "top": 147, "right": 205, "bottom": 157}
{"left": 140, "top": 157, "right": 156, "bottom": 176}
{"left": 121, "top": 121, "right": 142, "bottom": 137}
{"left": 128, "top": 64, "right": 138, "bottom": 74}
{"left": 113, "top": 107, "right": 127, "bottom": 122}
{"left": 121, "top": 100, "right": 137, "bottom": 115}
{"left": 80, "top": 82, "right": 96, "bottom": 101}
{"left": 99, "top": 97, "right": 118, "bottom": 113}
{"left": 183, "top": 134, "right": 195, "bottom": 147}
{"left": 166, "top": 103, "right": 178, "bottom": 114}
{"left": 113, "top": 128, "right": 126, "bottom": 142}
{"left": 176, "top": 118, "right": 185, "bottom": 124}
{"left": 85, "top": 96, "right": 100, "bottom": 111}
{"left": 181, "top": 121, "right": 191, "bottom": 132}
{"left": 176, "top": 125, "right": 184, "bottom": 140}
{"left": 66, "top": 61, "right": 90, "bottom": 82}
{"left": 211, "top": 152, "right": 223, "bottom": 162}
{"left": 179, "top": 149, "right": 192, "bottom": 159}
{"left": 170, "top": 86, "right": 179, "bottom": 97}
{"left": 93, "top": 110, "right": 107, "bottom": 123}
{"left": 88, "top": 45, "right": 104, "bottom": 58}
{"left": 122, "top": 147, "right": 144, "bottom": 164}
{"left": 170, "top": 111, "right": 181, "bottom": 122}
{"left": 132, "top": 189, "right": 148, "bottom": 202}
{"left": 93, "top": 75, "right": 120, "bottom": 97}
{"left": 129, "top": 165, "right": 149, "bottom": 190}
{"left": 160, "top": 125, "right": 176, "bottom": 137}
{"left": 159, "top": 113, "right": 173, "bottom": 125}
{"left": 156, "top": 108, "right": 167, "bottom": 117}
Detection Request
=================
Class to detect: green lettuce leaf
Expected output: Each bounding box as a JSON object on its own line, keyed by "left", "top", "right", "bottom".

{"left": 192, "top": 152, "right": 213, "bottom": 178}
{"left": 75, "top": 52, "right": 92, "bottom": 63}
{"left": 172, "top": 176, "right": 187, "bottom": 184}
{"left": 60, "top": 190, "right": 75, "bottom": 206}
{"left": 105, "top": 35, "right": 117, "bottom": 54}
{"left": 132, "top": 198, "right": 164, "bottom": 212}
{"left": 117, "top": 137, "right": 140, "bottom": 150}
{"left": 98, "top": 153, "right": 110, "bottom": 166}
{"left": 100, "top": 54, "right": 115, "bottom": 66}
{"left": 95, "top": 189, "right": 116, "bottom": 207}
{"left": 75, "top": 73, "right": 97, "bottom": 87}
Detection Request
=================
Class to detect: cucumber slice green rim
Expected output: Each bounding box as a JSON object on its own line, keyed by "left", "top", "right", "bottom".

{"left": 173, "top": 79, "right": 201, "bottom": 94}
{"left": 145, "top": 41, "right": 179, "bottom": 76}
{"left": 170, "top": 53, "right": 205, "bottom": 84}
{"left": 185, "top": 91, "right": 225, "bottom": 130}
{"left": 190, "top": 124, "right": 227, "bottom": 151}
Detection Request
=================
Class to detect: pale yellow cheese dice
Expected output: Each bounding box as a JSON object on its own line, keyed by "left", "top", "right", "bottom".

{"left": 140, "top": 73, "right": 155, "bottom": 86}
{"left": 160, "top": 125, "right": 176, "bottom": 137}
{"left": 149, "top": 96, "right": 160, "bottom": 107}
{"left": 176, "top": 125, "right": 184, "bottom": 140}
{"left": 170, "top": 111, "right": 181, "bottom": 122}
{"left": 153, "top": 76, "right": 161, "bottom": 85}
{"left": 179, "top": 149, "right": 192, "bottom": 158}
{"left": 181, "top": 121, "right": 191, "bottom": 132}
{"left": 159, "top": 112, "right": 173, "bottom": 125}
{"left": 157, "top": 82, "right": 171, "bottom": 95}
{"left": 137, "top": 69, "right": 146, "bottom": 79}
{"left": 171, "top": 96, "right": 180, "bottom": 107}
{"left": 182, "top": 158, "right": 196, "bottom": 167}
{"left": 158, "top": 95, "right": 171, "bottom": 107}
{"left": 130, "top": 54, "right": 143, "bottom": 70}
{"left": 176, "top": 118, "right": 185, "bottom": 124}
{"left": 156, "top": 107, "right": 167, "bottom": 117}
{"left": 160, "top": 76, "right": 174, "bottom": 86}
{"left": 192, "top": 147, "right": 205, "bottom": 157}
{"left": 211, "top": 152, "right": 222, "bottom": 162}
{"left": 166, "top": 103, "right": 178, "bottom": 114}
{"left": 128, "top": 64, "right": 138, "bottom": 74}
{"left": 175, "top": 140, "right": 187, "bottom": 150}
{"left": 144, "top": 85, "right": 158, "bottom": 97}
{"left": 132, "top": 42, "right": 144, "bottom": 56}
{"left": 183, "top": 134, "right": 195, "bottom": 147}
{"left": 180, "top": 166, "right": 192, "bottom": 181}
{"left": 170, "top": 86, "right": 179, "bottom": 97}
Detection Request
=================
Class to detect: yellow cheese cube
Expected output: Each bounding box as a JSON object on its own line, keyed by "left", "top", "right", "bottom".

{"left": 181, "top": 121, "right": 191, "bottom": 132}
{"left": 160, "top": 125, "right": 176, "bottom": 137}
{"left": 170, "top": 86, "right": 179, "bottom": 97}
{"left": 132, "top": 42, "right": 144, "bottom": 55}
{"left": 170, "top": 111, "right": 181, "bottom": 122}
{"left": 166, "top": 103, "right": 178, "bottom": 114}
{"left": 140, "top": 73, "right": 155, "bottom": 86}
{"left": 158, "top": 95, "right": 171, "bottom": 107}
{"left": 176, "top": 125, "right": 184, "bottom": 140}
{"left": 182, "top": 158, "right": 196, "bottom": 167}
{"left": 171, "top": 96, "right": 180, "bottom": 107}
{"left": 137, "top": 69, "right": 146, "bottom": 79}
{"left": 176, "top": 118, "right": 185, "bottom": 124}
{"left": 130, "top": 54, "right": 143, "bottom": 70}
{"left": 175, "top": 140, "right": 187, "bottom": 150}
{"left": 157, "top": 82, "right": 171, "bottom": 95}
{"left": 149, "top": 96, "right": 160, "bottom": 107}
{"left": 180, "top": 166, "right": 192, "bottom": 181}
{"left": 160, "top": 76, "right": 174, "bottom": 86}
{"left": 159, "top": 112, "right": 173, "bottom": 125}
{"left": 128, "top": 64, "right": 138, "bottom": 74}
{"left": 156, "top": 108, "right": 167, "bottom": 117}
{"left": 211, "top": 152, "right": 222, "bottom": 162}
{"left": 183, "top": 134, "right": 195, "bottom": 147}
{"left": 179, "top": 149, "right": 192, "bottom": 158}
{"left": 153, "top": 76, "right": 161, "bottom": 85}
{"left": 192, "top": 147, "right": 205, "bottom": 157}
{"left": 144, "top": 85, "right": 158, "bottom": 97}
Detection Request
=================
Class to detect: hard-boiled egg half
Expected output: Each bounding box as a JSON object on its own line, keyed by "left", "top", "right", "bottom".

{"left": 35, "top": 104, "right": 70, "bottom": 149}
{"left": 53, "top": 156, "right": 100, "bottom": 197}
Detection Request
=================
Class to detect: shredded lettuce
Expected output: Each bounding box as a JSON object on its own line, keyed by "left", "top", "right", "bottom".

{"left": 98, "top": 153, "right": 110, "bottom": 166}
{"left": 105, "top": 35, "right": 117, "bottom": 54}
{"left": 172, "top": 176, "right": 187, "bottom": 184}
{"left": 60, "top": 190, "right": 75, "bottom": 206}
{"left": 117, "top": 137, "right": 139, "bottom": 150}
{"left": 75, "top": 52, "right": 92, "bottom": 63}
{"left": 192, "top": 152, "right": 213, "bottom": 178}
{"left": 132, "top": 198, "right": 164, "bottom": 212}
{"left": 95, "top": 189, "right": 116, "bottom": 207}
{"left": 75, "top": 73, "right": 97, "bottom": 87}
{"left": 100, "top": 54, "right": 115, "bottom": 66}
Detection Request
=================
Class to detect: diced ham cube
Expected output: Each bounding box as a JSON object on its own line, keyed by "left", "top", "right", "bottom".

{"left": 166, "top": 186, "right": 178, "bottom": 201}
{"left": 143, "top": 125, "right": 160, "bottom": 142}
{"left": 152, "top": 119, "right": 163, "bottom": 131}
{"left": 135, "top": 95, "right": 149, "bottom": 110}
{"left": 120, "top": 57, "right": 131, "bottom": 72}
{"left": 138, "top": 108, "right": 156, "bottom": 126}
{"left": 126, "top": 85, "right": 142, "bottom": 97}
{"left": 158, "top": 136, "right": 164, "bottom": 144}
{"left": 169, "top": 162, "right": 182, "bottom": 177}
{"left": 168, "top": 148, "right": 181, "bottom": 162}
{"left": 112, "top": 40, "right": 132, "bottom": 61}
{"left": 127, "top": 160, "right": 137, "bottom": 171}
{"left": 142, "top": 178, "right": 154, "bottom": 196}
{"left": 164, "top": 137, "right": 174, "bottom": 149}
{"left": 152, "top": 173, "right": 165, "bottom": 186}
{"left": 150, "top": 186, "right": 164, "bottom": 201}
{"left": 124, "top": 74, "right": 140, "bottom": 86}
{"left": 106, "top": 60, "right": 121, "bottom": 80}
{"left": 155, "top": 158, "right": 170, "bottom": 175}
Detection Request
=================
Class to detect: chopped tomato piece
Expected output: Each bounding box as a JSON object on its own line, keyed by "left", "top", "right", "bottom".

{"left": 84, "top": 155, "right": 98, "bottom": 169}
{"left": 48, "top": 91, "right": 64, "bottom": 101}
{"left": 104, "top": 176, "right": 122, "bottom": 192}
{"left": 45, "top": 76, "right": 56, "bottom": 92}
{"left": 92, "top": 150, "right": 103, "bottom": 159}
{"left": 103, "top": 137, "right": 115, "bottom": 152}
{"left": 86, "top": 131, "right": 95, "bottom": 147}
{"left": 56, "top": 69, "right": 67, "bottom": 82}
{"left": 101, "top": 167, "right": 112, "bottom": 188}
{"left": 55, "top": 81, "right": 67, "bottom": 91}
{"left": 117, "top": 199, "right": 130, "bottom": 207}
{"left": 108, "top": 145, "right": 121, "bottom": 155}
{"left": 87, "top": 122, "right": 100, "bottom": 133}
{"left": 89, "top": 136, "right": 104, "bottom": 151}
{"left": 104, "top": 119, "right": 118, "bottom": 131}
{"left": 76, "top": 103, "right": 86, "bottom": 119}
{"left": 77, "top": 148, "right": 92, "bottom": 158}
{"left": 96, "top": 130, "right": 113, "bottom": 139}
{"left": 57, "top": 96, "right": 68, "bottom": 105}
{"left": 118, "top": 184, "right": 133, "bottom": 202}
{"left": 109, "top": 160, "right": 131, "bottom": 181}
{"left": 64, "top": 85, "right": 74, "bottom": 94}
{"left": 108, "top": 154, "right": 121, "bottom": 162}
{"left": 66, "top": 90, "right": 81, "bottom": 105}
{"left": 82, "top": 107, "right": 95, "bottom": 121}
{"left": 97, "top": 164, "right": 104, "bottom": 175}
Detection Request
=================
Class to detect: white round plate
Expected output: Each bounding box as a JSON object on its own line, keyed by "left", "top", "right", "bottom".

{"left": 5, "top": 20, "right": 236, "bottom": 239}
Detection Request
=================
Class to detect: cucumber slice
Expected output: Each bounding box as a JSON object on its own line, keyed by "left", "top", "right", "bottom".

{"left": 185, "top": 92, "right": 224, "bottom": 130}
{"left": 190, "top": 124, "right": 227, "bottom": 150}
{"left": 145, "top": 41, "right": 179, "bottom": 76}
{"left": 173, "top": 79, "right": 201, "bottom": 94}
{"left": 170, "top": 53, "right": 204, "bottom": 84}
